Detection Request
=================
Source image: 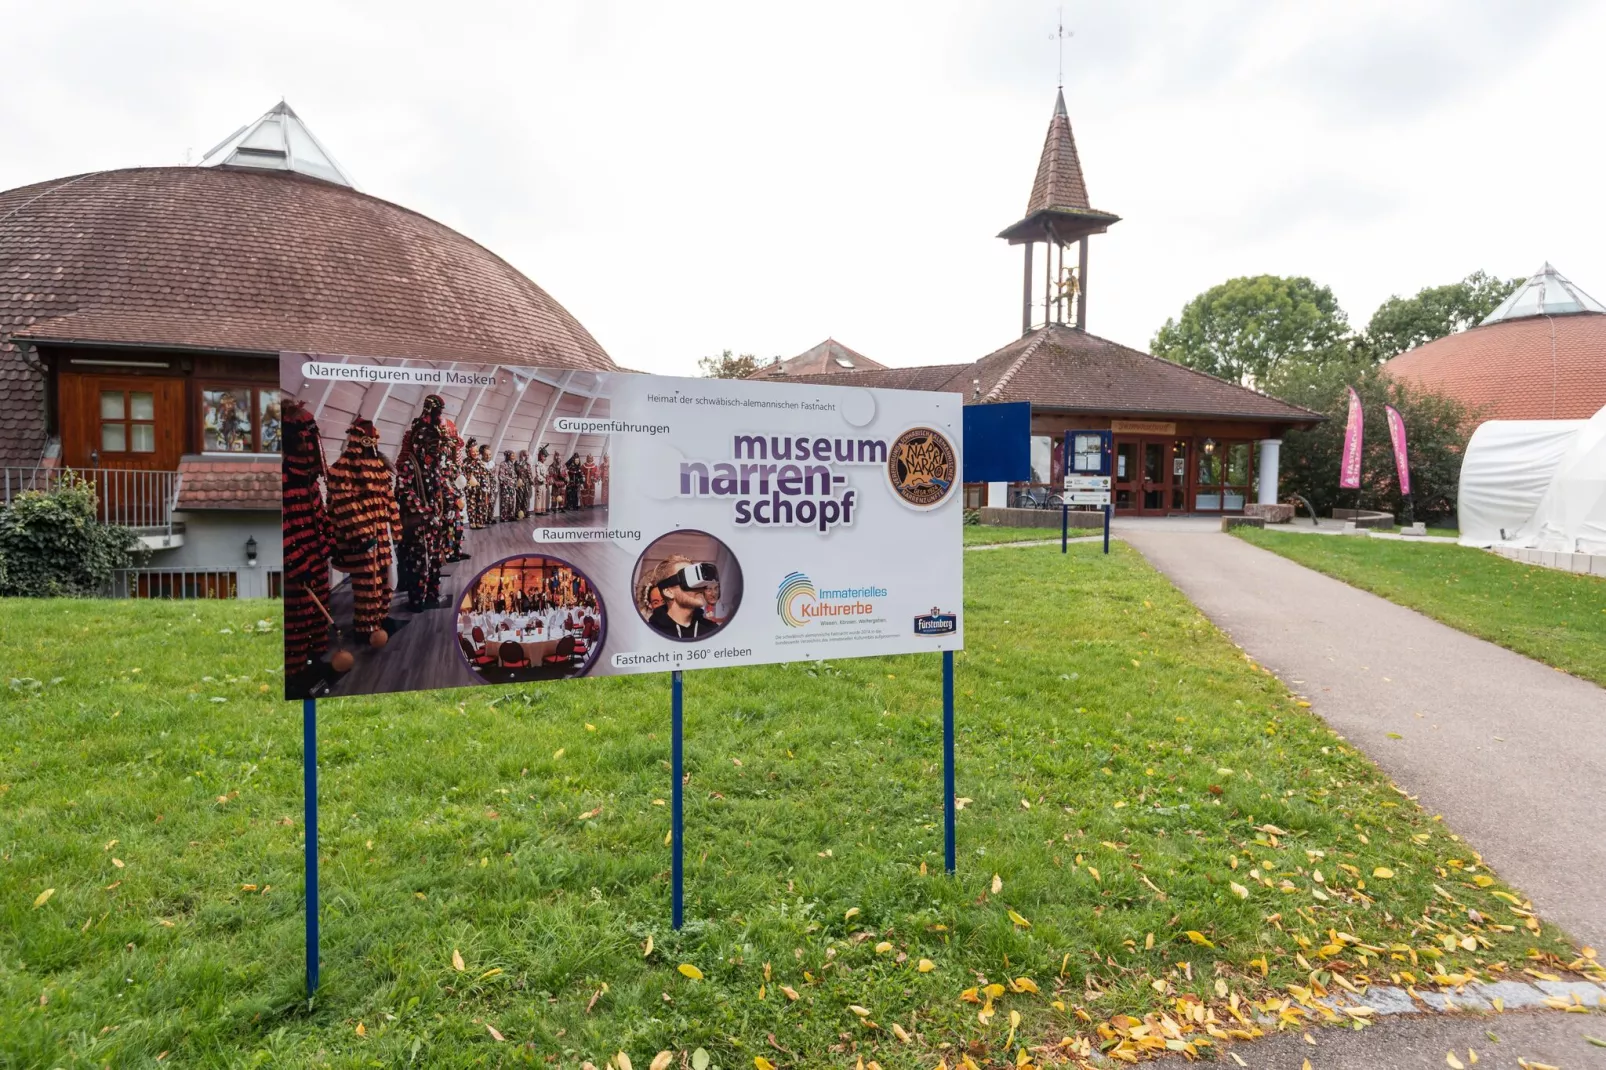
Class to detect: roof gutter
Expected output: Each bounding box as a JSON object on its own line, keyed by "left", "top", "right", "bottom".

{"left": 22, "top": 335, "right": 278, "bottom": 358}
{"left": 1020, "top": 403, "right": 1326, "bottom": 424}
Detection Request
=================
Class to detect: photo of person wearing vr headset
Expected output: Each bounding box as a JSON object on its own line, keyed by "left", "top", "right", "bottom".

{"left": 633, "top": 531, "right": 743, "bottom": 642}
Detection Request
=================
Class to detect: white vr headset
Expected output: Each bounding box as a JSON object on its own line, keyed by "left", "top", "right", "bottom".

{"left": 657, "top": 562, "right": 718, "bottom": 591}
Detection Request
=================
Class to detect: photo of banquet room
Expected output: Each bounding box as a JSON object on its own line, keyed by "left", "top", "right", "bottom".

{"left": 457, "top": 556, "right": 603, "bottom": 682}
{"left": 280, "top": 354, "right": 613, "bottom": 699}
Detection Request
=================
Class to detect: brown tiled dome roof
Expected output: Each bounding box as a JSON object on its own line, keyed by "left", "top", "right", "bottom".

{"left": 1385, "top": 314, "right": 1606, "bottom": 422}
{"left": 0, "top": 166, "right": 615, "bottom": 464}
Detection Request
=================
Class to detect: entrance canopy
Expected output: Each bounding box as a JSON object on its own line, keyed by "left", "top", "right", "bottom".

{"left": 1459, "top": 405, "right": 1606, "bottom": 554}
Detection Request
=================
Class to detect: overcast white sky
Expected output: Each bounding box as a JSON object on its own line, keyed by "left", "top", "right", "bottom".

{"left": 3, "top": 0, "right": 1601, "bottom": 376}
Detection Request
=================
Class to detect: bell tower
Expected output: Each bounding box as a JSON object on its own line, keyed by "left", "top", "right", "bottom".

{"left": 997, "top": 89, "right": 1119, "bottom": 335}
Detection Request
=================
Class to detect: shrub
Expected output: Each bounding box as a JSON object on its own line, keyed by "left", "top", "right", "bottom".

{"left": 1271, "top": 361, "right": 1474, "bottom": 525}
{"left": 0, "top": 474, "right": 142, "bottom": 597}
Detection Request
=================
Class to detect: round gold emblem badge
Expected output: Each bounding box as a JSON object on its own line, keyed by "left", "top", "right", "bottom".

{"left": 886, "top": 426, "right": 957, "bottom": 508}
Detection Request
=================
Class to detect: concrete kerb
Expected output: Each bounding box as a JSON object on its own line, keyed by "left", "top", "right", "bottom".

{"left": 1308, "top": 977, "right": 1605, "bottom": 1018}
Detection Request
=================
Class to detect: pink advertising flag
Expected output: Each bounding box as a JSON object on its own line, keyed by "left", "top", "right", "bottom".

{"left": 1385, "top": 404, "right": 1411, "bottom": 496}
{"left": 1339, "top": 387, "right": 1364, "bottom": 489}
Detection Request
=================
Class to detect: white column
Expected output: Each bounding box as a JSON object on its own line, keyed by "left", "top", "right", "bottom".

{"left": 1257, "top": 439, "right": 1282, "bottom": 505}
{"left": 987, "top": 481, "right": 1007, "bottom": 508}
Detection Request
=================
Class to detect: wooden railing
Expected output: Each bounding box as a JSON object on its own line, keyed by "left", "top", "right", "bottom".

{"left": 2, "top": 466, "right": 181, "bottom": 530}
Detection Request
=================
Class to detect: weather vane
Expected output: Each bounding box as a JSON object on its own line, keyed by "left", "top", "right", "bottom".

{"left": 1050, "top": 6, "right": 1072, "bottom": 88}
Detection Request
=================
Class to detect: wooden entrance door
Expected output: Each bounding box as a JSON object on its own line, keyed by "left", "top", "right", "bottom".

{"left": 59, "top": 372, "right": 185, "bottom": 525}
{"left": 1137, "top": 438, "right": 1175, "bottom": 515}
{"left": 1113, "top": 437, "right": 1176, "bottom": 515}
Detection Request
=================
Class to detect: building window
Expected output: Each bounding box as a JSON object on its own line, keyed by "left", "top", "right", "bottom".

{"left": 1029, "top": 435, "right": 1054, "bottom": 484}
{"left": 1196, "top": 440, "right": 1252, "bottom": 511}
{"left": 1196, "top": 448, "right": 1222, "bottom": 511}
{"left": 201, "top": 386, "right": 281, "bottom": 454}
{"left": 99, "top": 389, "right": 157, "bottom": 455}
{"left": 267, "top": 570, "right": 284, "bottom": 598}
{"left": 1224, "top": 441, "right": 1252, "bottom": 511}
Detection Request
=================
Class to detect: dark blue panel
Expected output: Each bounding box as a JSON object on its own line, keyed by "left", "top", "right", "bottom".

{"left": 962, "top": 402, "right": 1032, "bottom": 483}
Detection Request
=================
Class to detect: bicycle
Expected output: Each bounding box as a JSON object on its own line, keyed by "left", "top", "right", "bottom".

{"left": 1009, "top": 487, "right": 1064, "bottom": 509}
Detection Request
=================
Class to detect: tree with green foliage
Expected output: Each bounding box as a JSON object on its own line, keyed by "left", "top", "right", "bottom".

{"left": 1364, "top": 270, "right": 1522, "bottom": 360}
{"left": 1268, "top": 360, "right": 1475, "bottom": 525}
{"left": 698, "top": 350, "right": 764, "bottom": 379}
{"left": 1151, "top": 275, "right": 1350, "bottom": 386}
{"left": 0, "top": 474, "right": 141, "bottom": 596}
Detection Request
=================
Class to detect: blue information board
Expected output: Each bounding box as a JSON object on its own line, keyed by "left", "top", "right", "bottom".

{"left": 1063, "top": 430, "right": 1112, "bottom": 478}
{"left": 962, "top": 402, "right": 1032, "bottom": 483}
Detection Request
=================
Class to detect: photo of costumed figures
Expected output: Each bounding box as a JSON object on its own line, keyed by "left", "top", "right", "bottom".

{"left": 280, "top": 367, "right": 612, "bottom": 700}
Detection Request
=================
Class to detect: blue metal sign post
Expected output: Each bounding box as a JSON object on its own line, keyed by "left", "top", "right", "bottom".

{"left": 942, "top": 650, "right": 956, "bottom": 873}
{"left": 303, "top": 698, "right": 319, "bottom": 995}
{"left": 671, "top": 670, "right": 685, "bottom": 930}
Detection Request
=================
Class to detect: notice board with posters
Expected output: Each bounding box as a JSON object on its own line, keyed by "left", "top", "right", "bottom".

{"left": 280, "top": 354, "right": 963, "bottom": 699}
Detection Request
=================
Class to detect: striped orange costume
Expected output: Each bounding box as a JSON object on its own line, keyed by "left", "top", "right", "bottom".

{"left": 281, "top": 399, "right": 332, "bottom": 680}
{"left": 328, "top": 418, "right": 401, "bottom": 639}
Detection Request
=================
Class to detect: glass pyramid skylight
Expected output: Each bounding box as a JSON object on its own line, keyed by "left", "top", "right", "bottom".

{"left": 199, "top": 101, "right": 356, "bottom": 189}
{"left": 1481, "top": 263, "right": 1605, "bottom": 325}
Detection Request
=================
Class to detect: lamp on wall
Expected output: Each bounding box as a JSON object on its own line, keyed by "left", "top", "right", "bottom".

{"left": 245, "top": 536, "right": 259, "bottom": 567}
{"left": 1202, "top": 438, "right": 1217, "bottom": 456}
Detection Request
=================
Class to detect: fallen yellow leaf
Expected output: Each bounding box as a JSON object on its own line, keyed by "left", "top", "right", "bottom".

{"left": 781, "top": 985, "right": 799, "bottom": 1001}
{"left": 992, "top": 873, "right": 1003, "bottom": 894}
{"left": 643, "top": 934, "right": 654, "bottom": 957}
{"left": 650, "top": 1053, "right": 674, "bottom": 1070}
{"left": 614, "top": 1053, "right": 631, "bottom": 1070}
{"left": 678, "top": 963, "right": 703, "bottom": 980}
{"left": 355, "top": 1021, "right": 366, "bottom": 1037}
{"left": 1230, "top": 881, "right": 1249, "bottom": 899}
{"left": 918, "top": 959, "right": 936, "bottom": 973}
{"left": 1185, "top": 930, "right": 1216, "bottom": 948}
{"left": 849, "top": 1004, "right": 871, "bottom": 1017}
{"left": 1013, "top": 977, "right": 1039, "bottom": 994}
{"left": 1008, "top": 910, "right": 1031, "bottom": 928}
{"left": 486, "top": 1024, "right": 504, "bottom": 1042}
{"left": 451, "top": 948, "right": 465, "bottom": 972}
{"left": 754, "top": 1058, "right": 775, "bottom": 1070}
{"left": 1446, "top": 1054, "right": 1464, "bottom": 1069}
{"left": 1373, "top": 867, "right": 1395, "bottom": 879}
{"left": 33, "top": 889, "right": 54, "bottom": 908}
{"left": 844, "top": 907, "right": 861, "bottom": 921}
{"left": 892, "top": 1023, "right": 912, "bottom": 1043}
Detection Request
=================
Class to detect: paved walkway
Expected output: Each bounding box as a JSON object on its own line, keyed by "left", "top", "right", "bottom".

{"left": 1121, "top": 527, "right": 1606, "bottom": 954}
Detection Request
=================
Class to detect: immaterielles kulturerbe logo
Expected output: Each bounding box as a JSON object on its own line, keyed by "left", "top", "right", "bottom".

{"left": 776, "top": 571, "right": 817, "bottom": 627}
{"left": 776, "top": 571, "right": 886, "bottom": 628}
{"left": 887, "top": 427, "right": 957, "bottom": 507}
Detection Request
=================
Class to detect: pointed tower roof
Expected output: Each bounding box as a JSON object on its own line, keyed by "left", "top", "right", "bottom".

{"left": 1480, "top": 262, "right": 1606, "bottom": 325}
{"left": 997, "top": 89, "right": 1119, "bottom": 246}
{"left": 199, "top": 101, "right": 356, "bottom": 189}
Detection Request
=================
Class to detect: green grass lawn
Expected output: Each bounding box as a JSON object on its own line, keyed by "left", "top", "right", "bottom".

{"left": 1, "top": 547, "right": 1585, "bottom": 1068}
{"left": 1234, "top": 529, "right": 1606, "bottom": 687}
{"left": 963, "top": 525, "right": 1081, "bottom": 545}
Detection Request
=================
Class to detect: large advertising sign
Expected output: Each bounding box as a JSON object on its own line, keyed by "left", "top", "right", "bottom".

{"left": 280, "top": 354, "right": 963, "bottom": 699}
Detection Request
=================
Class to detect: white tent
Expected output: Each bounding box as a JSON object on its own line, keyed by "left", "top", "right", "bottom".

{"left": 1459, "top": 405, "right": 1606, "bottom": 553}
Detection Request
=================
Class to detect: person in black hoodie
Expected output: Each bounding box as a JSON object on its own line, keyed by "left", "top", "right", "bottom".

{"left": 645, "top": 555, "right": 722, "bottom": 640}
